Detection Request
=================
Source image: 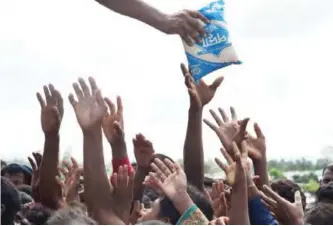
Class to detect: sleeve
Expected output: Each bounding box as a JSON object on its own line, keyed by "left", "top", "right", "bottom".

{"left": 248, "top": 196, "right": 279, "bottom": 225}
{"left": 176, "top": 204, "right": 209, "bottom": 225}
{"left": 110, "top": 157, "right": 134, "bottom": 184}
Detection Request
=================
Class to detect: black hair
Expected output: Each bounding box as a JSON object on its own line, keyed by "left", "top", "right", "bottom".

{"left": 154, "top": 154, "right": 174, "bottom": 163}
{"left": 1, "top": 177, "right": 21, "bottom": 224}
{"left": 322, "top": 163, "right": 333, "bottom": 176}
{"left": 19, "top": 192, "right": 33, "bottom": 205}
{"left": 25, "top": 205, "right": 52, "bottom": 225}
{"left": 47, "top": 206, "right": 96, "bottom": 225}
{"left": 158, "top": 184, "right": 213, "bottom": 224}
{"left": 271, "top": 179, "right": 307, "bottom": 210}
{"left": 1, "top": 164, "right": 32, "bottom": 185}
{"left": 17, "top": 185, "right": 32, "bottom": 197}
{"left": 305, "top": 202, "right": 333, "bottom": 225}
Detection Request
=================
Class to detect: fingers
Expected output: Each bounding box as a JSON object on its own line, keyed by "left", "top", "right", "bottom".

{"left": 215, "top": 157, "right": 228, "bottom": 174}
{"left": 36, "top": 92, "right": 46, "bottom": 108}
{"left": 71, "top": 157, "right": 79, "bottom": 169}
{"left": 209, "top": 109, "right": 223, "bottom": 126}
{"left": 180, "top": 63, "right": 190, "bottom": 77}
{"left": 188, "top": 10, "right": 209, "bottom": 24}
{"left": 28, "top": 157, "right": 36, "bottom": 171}
{"left": 209, "top": 76, "right": 224, "bottom": 91}
{"left": 218, "top": 108, "right": 229, "bottom": 123}
{"left": 220, "top": 147, "right": 233, "bottom": 165}
{"left": 72, "top": 82, "right": 84, "bottom": 101}
{"left": 68, "top": 93, "right": 77, "bottom": 109}
{"left": 43, "top": 85, "right": 52, "bottom": 104}
{"left": 113, "top": 121, "right": 124, "bottom": 137}
{"left": 154, "top": 158, "right": 172, "bottom": 177}
{"left": 78, "top": 77, "right": 91, "bottom": 97}
{"left": 203, "top": 118, "right": 218, "bottom": 132}
{"left": 260, "top": 191, "right": 277, "bottom": 208}
{"left": 254, "top": 122, "right": 264, "bottom": 139}
{"left": 151, "top": 162, "right": 166, "bottom": 182}
{"left": 95, "top": 89, "right": 106, "bottom": 107}
{"left": 230, "top": 107, "right": 237, "bottom": 121}
{"left": 148, "top": 172, "right": 163, "bottom": 189}
{"left": 294, "top": 190, "right": 303, "bottom": 211}
{"left": 163, "top": 158, "right": 176, "bottom": 173}
{"left": 105, "top": 97, "right": 116, "bottom": 114}
{"left": 240, "top": 140, "right": 248, "bottom": 158}
{"left": 116, "top": 96, "right": 123, "bottom": 114}
{"left": 33, "top": 152, "right": 42, "bottom": 167}
{"left": 231, "top": 142, "right": 241, "bottom": 164}
{"left": 262, "top": 185, "right": 284, "bottom": 204}
{"left": 88, "top": 77, "right": 98, "bottom": 94}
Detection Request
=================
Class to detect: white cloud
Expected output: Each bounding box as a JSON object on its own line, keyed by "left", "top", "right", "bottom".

{"left": 0, "top": 0, "right": 332, "bottom": 164}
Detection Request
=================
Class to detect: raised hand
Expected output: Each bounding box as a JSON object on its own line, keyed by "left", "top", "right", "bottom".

{"left": 215, "top": 141, "right": 250, "bottom": 186}
{"left": 261, "top": 185, "right": 304, "bottom": 225}
{"left": 209, "top": 216, "right": 229, "bottom": 225}
{"left": 69, "top": 77, "right": 107, "bottom": 131}
{"left": 181, "top": 63, "right": 223, "bottom": 110}
{"left": 149, "top": 158, "right": 186, "bottom": 201}
{"left": 210, "top": 181, "right": 228, "bottom": 217}
{"left": 56, "top": 157, "right": 82, "bottom": 203}
{"left": 111, "top": 165, "right": 134, "bottom": 224}
{"left": 129, "top": 200, "right": 144, "bottom": 225}
{"left": 28, "top": 152, "right": 43, "bottom": 202}
{"left": 204, "top": 107, "right": 249, "bottom": 152}
{"left": 36, "top": 84, "right": 63, "bottom": 135}
{"left": 247, "top": 123, "right": 266, "bottom": 161}
{"left": 133, "top": 134, "right": 155, "bottom": 169}
{"left": 102, "top": 96, "right": 124, "bottom": 143}
{"left": 164, "top": 10, "right": 209, "bottom": 46}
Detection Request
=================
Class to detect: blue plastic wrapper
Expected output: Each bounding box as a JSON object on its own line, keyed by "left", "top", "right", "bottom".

{"left": 183, "top": 0, "right": 241, "bottom": 82}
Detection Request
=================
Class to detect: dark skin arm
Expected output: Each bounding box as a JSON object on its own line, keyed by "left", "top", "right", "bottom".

{"left": 132, "top": 134, "right": 155, "bottom": 201}
{"left": 181, "top": 64, "right": 224, "bottom": 191}
{"left": 94, "top": 0, "right": 209, "bottom": 45}
{"left": 69, "top": 77, "right": 123, "bottom": 224}
{"left": 36, "top": 85, "right": 64, "bottom": 209}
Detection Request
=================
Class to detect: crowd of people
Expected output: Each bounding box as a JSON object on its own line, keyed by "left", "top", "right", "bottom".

{"left": 1, "top": 0, "right": 333, "bottom": 225}
{"left": 1, "top": 66, "right": 333, "bottom": 225}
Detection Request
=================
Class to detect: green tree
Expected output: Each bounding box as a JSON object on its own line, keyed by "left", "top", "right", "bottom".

{"left": 302, "top": 179, "right": 319, "bottom": 194}
{"left": 269, "top": 168, "right": 286, "bottom": 180}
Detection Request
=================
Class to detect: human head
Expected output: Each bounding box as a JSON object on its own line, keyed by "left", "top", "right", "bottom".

{"left": 1, "top": 164, "right": 32, "bottom": 186}
{"left": 17, "top": 185, "right": 32, "bottom": 197}
{"left": 47, "top": 206, "right": 96, "bottom": 225}
{"left": 316, "top": 164, "right": 333, "bottom": 203}
{"left": 271, "top": 179, "right": 307, "bottom": 210}
{"left": 1, "top": 177, "right": 21, "bottom": 224}
{"left": 138, "top": 184, "right": 213, "bottom": 224}
{"left": 305, "top": 202, "right": 333, "bottom": 225}
{"left": 25, "top": 205, "right": 52, "bottom": 225}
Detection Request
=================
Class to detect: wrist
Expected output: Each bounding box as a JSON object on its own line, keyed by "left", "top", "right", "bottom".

{"left": 170, "top": 192, "right": 194, "bottom": 214}
{"left": 111, "top": 139, "right": 127, "bottom": 159}
{"left": 158, "top": 13, "right": 171, "bottom": 34}
{"left": 188, "top": 106, "right": 203, "bottom": 115}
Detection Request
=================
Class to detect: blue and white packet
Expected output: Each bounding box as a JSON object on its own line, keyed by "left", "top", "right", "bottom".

{"left": 183, "top": 0, "right": 241, "bottom": 82}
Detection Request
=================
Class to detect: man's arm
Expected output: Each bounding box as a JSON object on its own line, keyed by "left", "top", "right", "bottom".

{"left": 94, "top": 0, "right": 209, "bottom": 45}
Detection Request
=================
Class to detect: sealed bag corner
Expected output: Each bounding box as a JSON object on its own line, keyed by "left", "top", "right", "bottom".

{"left": 183, "top": 0, "right": 241, "bottom": 82}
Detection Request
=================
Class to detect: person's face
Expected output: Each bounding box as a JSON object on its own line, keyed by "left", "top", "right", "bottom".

{"left": 137, "top": 199, "right": 161, "bottom": 223}
{"left": 321, "top": 169, "right": 333, "bottom": 186}
{"left": 4, "top": 172, "right": 25, "bottom": 187}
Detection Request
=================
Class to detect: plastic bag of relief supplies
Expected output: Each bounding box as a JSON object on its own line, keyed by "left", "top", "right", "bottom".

{"left": 183, "top": 0, "right": 241, "bottom": 82}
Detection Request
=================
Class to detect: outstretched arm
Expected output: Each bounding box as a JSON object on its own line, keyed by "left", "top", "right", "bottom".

{"left": 94, "top": 0, "right": 209, "bottom": 45}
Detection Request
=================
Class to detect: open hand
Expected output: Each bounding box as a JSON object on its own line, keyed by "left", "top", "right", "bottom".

{"left": 204, "top": 107, "right": 249, "bottom": 153}
{"left": 111, "top": 165, "right": 134, "bottom": 224}
{"left": 261, "top": 185, "right": 304, "bottom": 225}
{"left": 69, "top": 77, "right": 107, "bottom": 131}
{"left": 102, "top": 96, "right": 124, "bottom": 144}
{"left": 215, "top": 141, "right": 250, "bottom": 186}
{"left": 164, "top": 10, "right": 209, "bottom": 46}
{"left": 149, "top": 158, "right": 186, "bottom": 201}
{"left": 181, "top": 63, "right": 223, "bottom": 110}
{"left": 211, "top": 181, "right": 228, "bottom": 217}
{"left": 28, "top": 152, "right": 43, "bottom": 202}
{"left": 56, "top": 157, "right": 82, "bottom": 203}
{"left": 133, "top": 134, "right": 155, "bottom": 169}
{"left": 247, "top": 123, "right": 266, "bottom": 162}
{"left": 37, "top": 84, "right": 63, "bottom": 135}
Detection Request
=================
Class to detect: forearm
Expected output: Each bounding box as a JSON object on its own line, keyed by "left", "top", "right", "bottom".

{"left": 253, "top": 157, "right": 269, "bottom": 188}
{"left": 95, "top": 0, "right": 168, "bottom": 33}
{"left": 183, "top": 108, "right": 204, "bottom": 191}
{"left": 229, "top": 182, "right": 250, "bottom": 225}
{"left": 39, "top": 134, "right": 61, "bottom": 207}
{"left": 83, "top": 128, "right": 117, "bottom": 222}
{"left": 133, "top": 167, "right": 149, "bottom": 201}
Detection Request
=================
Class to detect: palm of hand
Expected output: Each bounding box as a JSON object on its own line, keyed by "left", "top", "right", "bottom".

{"left": 134, "top": 148, "right": 153, "bottom": 168}
{"left": 161, "top": 171, "right": 187, "bottom": 199}
{"left": 247, "top": 136, "right": 265, "bottom": 160}
{"left": 102, "top": 113, "right": 123, "bottom": 142}
{"left": 195, "top": 81, "right": 216, "bottom": 107}
{"left": 75, "top": 97, "right": 106, "bottom": 129}
{"left": 41, "top": 106, "right": 61, "bottom": 134}
{"left": 217, "top": 122, "right": 240, "bottom": 149}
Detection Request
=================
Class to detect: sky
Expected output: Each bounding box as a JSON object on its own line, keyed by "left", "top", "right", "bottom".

{"left": 0, "top": 0, "right": 333, "bottom": 164}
